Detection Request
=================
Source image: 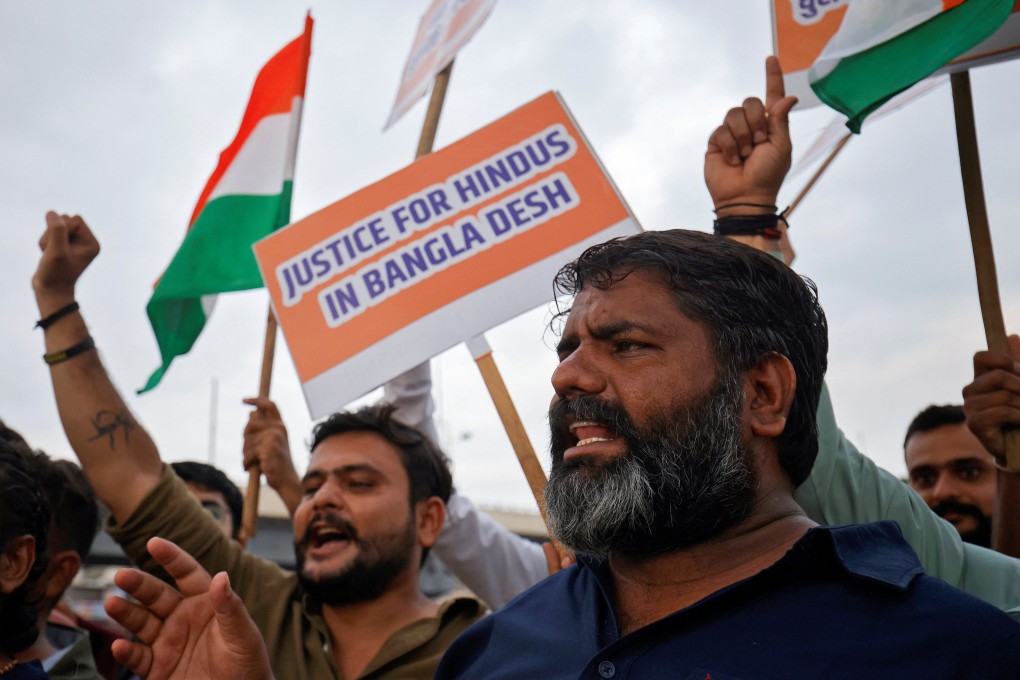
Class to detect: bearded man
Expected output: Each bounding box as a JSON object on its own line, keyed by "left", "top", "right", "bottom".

{"left": 904, "top": 404, "right": 997, "bottom": 547}
{"left": 433, "top": 225, "right": 1020, "bottom": 678}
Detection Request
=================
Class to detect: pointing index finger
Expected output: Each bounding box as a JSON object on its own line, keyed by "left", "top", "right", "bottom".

{"left": 764, "top": 55, "right": 786, "bottom": 110}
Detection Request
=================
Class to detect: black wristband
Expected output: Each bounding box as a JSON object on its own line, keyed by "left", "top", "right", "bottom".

{"left": 714, "top": 214, "right": 782, "bottom": 239}
{"left": 43, "top": 336, "right": 96, "bottom": 365}
{"left": 35, "top": 301, "right": 80, "bottom": 330}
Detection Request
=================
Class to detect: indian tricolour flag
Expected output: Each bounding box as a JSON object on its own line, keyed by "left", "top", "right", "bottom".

{"left": 141, "top": 15, "right": 313, "bottom": 392}
{"left": 809, "top": 0, "right": 1011, "bottom": 132}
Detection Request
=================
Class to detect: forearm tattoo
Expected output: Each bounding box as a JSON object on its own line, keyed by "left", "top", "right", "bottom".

{"left": 88, "top": 409, "right": 137, "bottom": 449}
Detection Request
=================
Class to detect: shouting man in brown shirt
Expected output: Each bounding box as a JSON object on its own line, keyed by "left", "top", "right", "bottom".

{"left": 31, "top": 211, "right": 484, "bottom": 680}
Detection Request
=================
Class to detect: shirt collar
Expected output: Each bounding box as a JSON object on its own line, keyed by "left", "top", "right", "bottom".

{"left": 817, "top": 520, "right": 924, "bottom": 590}
{"left": 575, "top": 520, "right": 925, "bottom": 593}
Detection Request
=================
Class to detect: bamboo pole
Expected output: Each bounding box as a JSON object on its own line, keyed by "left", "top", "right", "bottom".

{"left": 466, "top": 335, "right": 569, "bottom": 559}
{"left": 768, "top": 131, "right": 853, "bottom": 265}
{"left": 241, "top": 307, "right": 278, "bottom": 541}
{"left": 415, "top": 61, "right": 454, "bottom": 160}
{"left": 785, "top": 132, "right": 852, "bottom": 218}
{"left": 950, "top": 71, "right": 1020, "bottom": 472}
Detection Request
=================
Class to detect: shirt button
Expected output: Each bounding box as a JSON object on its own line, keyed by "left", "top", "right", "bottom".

{"left": 598, "top": 661, "right": 616, "bottom": 678}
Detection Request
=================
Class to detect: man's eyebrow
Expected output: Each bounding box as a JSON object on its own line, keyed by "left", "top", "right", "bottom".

{"left": 334, "top": 463, "right": 383, "bottom": 475}
{"left": 556, "top": 320, "right": 659, "bottom": 355}
{"left": 589, "top": 320, "right": 657, "bottom": 339}
{"left": 301, "top": 469, "right": 326, "bottom": 485}
{"left": 303, "top": 463, "right": 383, "bottom": 483}
{"left": 555, "top": 334, "right": 578, "bottom": 356}
{"left": 952, "top": 457, "right": 991, "bottom": 467}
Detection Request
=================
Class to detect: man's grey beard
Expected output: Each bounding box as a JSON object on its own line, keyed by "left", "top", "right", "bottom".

{"left": 544, "top": 369, "right": 758, "bottom": 558}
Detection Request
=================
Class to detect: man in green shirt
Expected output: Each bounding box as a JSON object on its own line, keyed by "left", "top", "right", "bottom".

{"left": 30, "top": 218, "right": 484, "bottom": 680}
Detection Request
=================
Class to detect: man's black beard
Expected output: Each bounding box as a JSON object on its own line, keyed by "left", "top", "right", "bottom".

{"left": 544, "top": 369, "right": 758, "bottom": 558}
{"left": 932, "top": 500, "right": 992, "bottom": 548}
{"left": 295, "top": 511, "right": 416, "bottom": 607}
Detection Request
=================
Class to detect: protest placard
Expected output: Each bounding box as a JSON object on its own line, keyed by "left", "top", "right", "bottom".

{"left": 384, "top": 0, "right": 497, "bottom": 129}
{"left": 772, "top": 0, "right": 1020, "bottom": 107}
{"left": 255, "top": 91, "right": 640, "bottom": 418}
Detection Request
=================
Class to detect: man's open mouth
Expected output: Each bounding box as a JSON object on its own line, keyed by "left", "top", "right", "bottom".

{"left": 309, "top": 524, "right": 350, "bottom": 549}
{"left": 568, "top": 420, "right": 618, "bottom": 447}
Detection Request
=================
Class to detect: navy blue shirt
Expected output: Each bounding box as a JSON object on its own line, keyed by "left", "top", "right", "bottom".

{"left": 437, "top": 521, "right": 1020, "bottom": 679}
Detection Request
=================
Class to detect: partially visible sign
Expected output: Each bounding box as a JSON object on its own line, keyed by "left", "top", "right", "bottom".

{"left": 384, "top": 0, "right": 497, "bottom": 129}
{"left": 772, "top": 0, "right": 1020, "bottom": 108}
{"left": 256, "top": 92, "right": 640, "bottom": 418}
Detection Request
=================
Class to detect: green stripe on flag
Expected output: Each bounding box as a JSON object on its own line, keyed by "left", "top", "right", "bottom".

{"left": 140, "top": 182, "right": 292, "bottom": 392}
{"left": 141, "top": 297, "right": 210, "bottom": 392}
{"left": 810, "top": 0, "right": 1011, "bottom": 133}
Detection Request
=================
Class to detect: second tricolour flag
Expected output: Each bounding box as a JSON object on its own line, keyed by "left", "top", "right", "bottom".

{"left": 808, "top": 0, "right": 1011, "bottom": 132}
{"left": 141, "top": 15, "right": 313, "bottom": 392}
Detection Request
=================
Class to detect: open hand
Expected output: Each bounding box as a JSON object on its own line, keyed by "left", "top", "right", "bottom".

{"left": 104, "top": 537, "right": 274, "bottom": 680}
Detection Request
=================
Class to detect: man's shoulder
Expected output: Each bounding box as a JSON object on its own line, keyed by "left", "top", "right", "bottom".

{"left": 435, "top": 564, "right": 605, "bottom": 679}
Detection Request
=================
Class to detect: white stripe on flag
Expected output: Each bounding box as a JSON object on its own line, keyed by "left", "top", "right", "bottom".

{"left": 208, "top": 110, "right": 297, "bottom": 201}
{"left": 812, "top": 0, "right": 945, "bottom": 78}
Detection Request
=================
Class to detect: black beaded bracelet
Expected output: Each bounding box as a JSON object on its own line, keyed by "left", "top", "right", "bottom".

{"left": 35, "top": 301, "right": 80, "bottom": 330}
{"left": 43, "top": 336, "right": 96, "bottom": 365}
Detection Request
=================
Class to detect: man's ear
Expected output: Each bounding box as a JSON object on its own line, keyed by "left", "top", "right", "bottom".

{"left": 40, "top": 549, "right": 82, "bottom": 601}
{"left": 745, "top": 352, "right": 796, "bottom": 439}
{"left": 415, "top": 497, "right": 446, "bottom": 550}
{"left": 0, "top": 535, "right": 36, "bottom": 595}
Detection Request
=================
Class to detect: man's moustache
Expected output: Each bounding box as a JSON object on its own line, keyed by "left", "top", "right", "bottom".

{"left": 297, "top": 512, "right": 360, "bottom": 549}
{"left": 548, "top": 395, "right": 631, "bottom": 432}
{"left": 931, "top": 500, "right": 986, "bottom": 522}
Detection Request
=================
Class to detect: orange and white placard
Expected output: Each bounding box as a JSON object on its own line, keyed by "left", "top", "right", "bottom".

{"left": 255, "top": 91, "right": 640, "bottom": 418}
{"left": 771, "top": 0, "right": 1020, "bottom": 108}
{"left": 384, "top": 0, "right": 497, "bottom": 130}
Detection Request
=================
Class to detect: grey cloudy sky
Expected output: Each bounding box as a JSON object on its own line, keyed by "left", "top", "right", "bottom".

{"left": 3, "top": 1, "right": 1020, "bottom": 511}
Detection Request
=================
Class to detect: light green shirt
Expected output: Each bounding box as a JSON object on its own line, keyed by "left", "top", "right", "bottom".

{"left": 796, "top": 384, "right": 1020, "bottom": 620}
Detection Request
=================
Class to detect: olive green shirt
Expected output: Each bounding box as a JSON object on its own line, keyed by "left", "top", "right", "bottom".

{"left": 108, "top": 466, "right": 485, "bottom": 679}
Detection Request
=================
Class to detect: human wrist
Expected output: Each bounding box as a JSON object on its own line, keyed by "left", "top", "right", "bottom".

{"left": 713, "top": 195, "right": 779, "bottom": 218}
{"left": 34, "top": 288, "right": 76, "bottom": 317}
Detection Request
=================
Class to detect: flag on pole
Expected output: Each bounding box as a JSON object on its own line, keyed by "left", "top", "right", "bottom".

{"left": 141, "top": 15, "right": 313, "bottom": 393}
{"left": 809, "top": 0, "right": 1011, "bottom": 132}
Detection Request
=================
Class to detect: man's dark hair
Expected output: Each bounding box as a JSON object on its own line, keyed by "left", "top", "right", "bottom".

{"left": 904, "top": 404, "right": 966, "bottom": 449}
{"left": 0, "top": 442, "right": 51, "bottom": 655}
{"left": 311, "top": 404, "right": 453, "bottom": 507}
{"left": 0, "top": 418, "right": 33, "bottom": 457}
{"left": 20, "top": 450, "right": 98, "bottom": 561}
{"left": 171, "top": 461, "right": 245, "bottom": 540}
{"left": 553, "top": 229, "right": 828, "bottom": 486}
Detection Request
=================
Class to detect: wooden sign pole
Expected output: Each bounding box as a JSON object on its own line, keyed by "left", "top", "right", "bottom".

{"left": 466, "top": 335, "right": 568, "bottom": 558}
{"left": 785, "top": 132, "right": 852, "bottom": 218}
{"left": 951, "top": 70, "right": 1020, "bottom": 554}
{"left": 950, "top": 70, "right": 1020, "bottom": 472}
{"left": 241, "top": 307, "right": 278, "bottom": 541}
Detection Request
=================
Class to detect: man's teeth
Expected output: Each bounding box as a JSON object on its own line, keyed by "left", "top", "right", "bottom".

{"left": 312, "top": 528, "right": 349, "bottom": 547}
{"left": 569, "top": 421, "right": 615, "bottom": 447}
{"left": 569, "top": 421, "right": 598, "bottom": 433}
